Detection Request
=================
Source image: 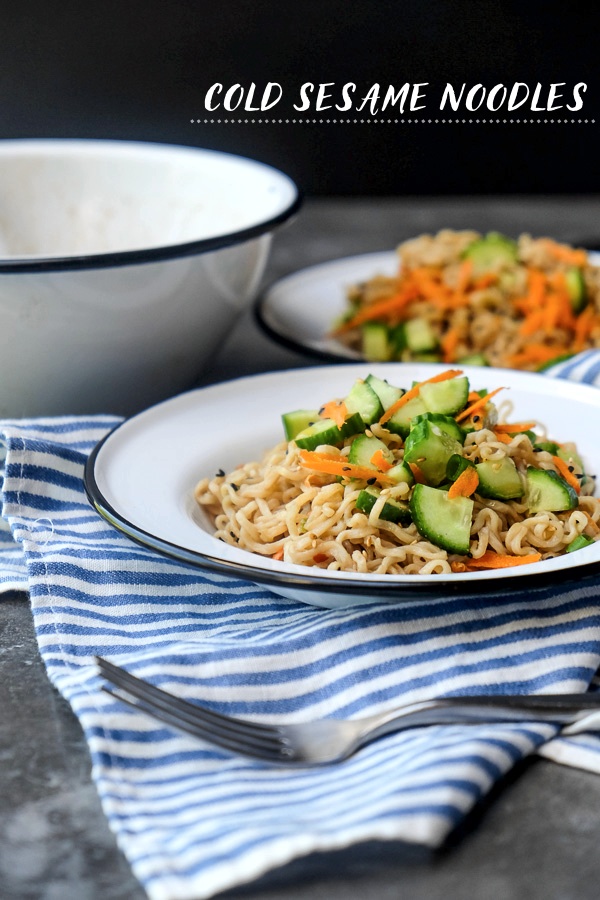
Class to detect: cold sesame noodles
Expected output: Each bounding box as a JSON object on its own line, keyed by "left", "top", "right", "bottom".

{"left": 194, "top": 372, "right": 600, "bottom": 576}
{"left": 334, "top": 231, "right": 600, "bottom": 371}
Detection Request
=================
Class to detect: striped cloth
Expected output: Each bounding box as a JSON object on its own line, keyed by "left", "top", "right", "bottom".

{"left": 0, "top": 353, "right": 599, "bottom": 900}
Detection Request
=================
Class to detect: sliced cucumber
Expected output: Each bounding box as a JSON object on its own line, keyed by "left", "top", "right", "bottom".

{"left": 294, "top": 418, "right": 342, "bottom": 450}
{"left": 339, "top": 411, "right": 367, "bottom": 440}
{"left": 476, "top": 458, "right": 524, "bottom": 500}
{"left": 355, "top": 487, "right": 412, "bottom": 526}
{"left": 411, "top": 412, "right": 466, "bottom": 444}
{"left": 410, "top": 483, "right": 474, "bottom": 554}
{"left": 365, "top": 374, "right": 404, "bottom": 410}
{"left": 348, "top": 434, "right": 393, "bottom": 469}
{"left": 404, "top": 317, "right": 438, "bottom": 353}
{"left": 525, "top": 467, "right": 579, "bottom": 513}
{"left": 412, "top": 352, "right": 443, "bottom": 362}
{"left": 420, "top": 375, "right": 470, "bottom": 416}
{"left": 463, "top": 232, "right": 518, "bottom": 274}
{"left": 362, "top": 322, "right": 392, "bottom": 361}
{"left": 404, "top": 419, "right": 462, "bottom": 486}
{"left": 566, "top": 534, "right": 595, "bottom": 553}
{"left": 564, "top": 267, "right": 587, "bottom": 313}
{"left": 344, "top": 379, "right": 384, "bottom": 425}
{"left": 385, "top": 395, "right": 428, "bottom": 437}
{"left": 282, "top": 409, "right": 320, "bottom": 441}
{"left": 534, "top": 440, "right": 560, "bottom": 455}
{"left": 446, "top": 454, "right": 476, "bottom": 482}
{"left": 386, "top": 461, "right": 415, "bottom": 486}
{"left": 457, "top": 352, "right": 489, "bottom": 366}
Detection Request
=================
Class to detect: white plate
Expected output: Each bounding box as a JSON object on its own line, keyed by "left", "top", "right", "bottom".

{"left": 85, "top": 363, "right": 600, "bottom": 608}
{"left": 256, "top": 251, "right": 397, "bottom": 361}
{"left": 256, "top": 250, "right": 600, "bottom": 364}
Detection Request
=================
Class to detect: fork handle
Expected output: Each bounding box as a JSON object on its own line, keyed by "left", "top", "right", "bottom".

{"left": 356, "top": 694, "right": 600, "bottom": 745}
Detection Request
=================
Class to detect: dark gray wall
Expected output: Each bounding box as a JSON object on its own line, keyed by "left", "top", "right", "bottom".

{"left": 0, "top": 0, "right": 597, "bottom": 194}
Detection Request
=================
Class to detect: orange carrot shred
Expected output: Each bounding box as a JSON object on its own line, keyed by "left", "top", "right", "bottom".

{"left": 493, "top": 432, "right": 513, "bottom": 444}
{"left": 448, "top": 467, "right": 479, "bottom": 499}
{"left": 370, "top": 449, "right": 393, "bottom": 471}
{"left": 440, "top": 326, "right": 461, "bottom": 363}
{"left": 379, "top": 369, "right": 463, "bottom": 424}
{"left": 494, "top": 422, "right": 536, "bottom": 433}
{"left": 551, "top": 455, "right": 581, "bottom": 494}
{"left": 298, "top": 450, "right": 394, "bottom": 484}
{"left": 272, "top": 548, "right": 284, "bottom": 561}
{"left": 465, "top": 550, "right": 542, "bottom": 569}
{"left": 455, "top": 386, "right": 505, "bottom": 423}
{"left": 312, "top": 553, "right": 329, "bottom": 563}
{"left": 408, "top": 462, "right": 428, "bottom": 484}
{"left": 320, "top": 400, "right": 348, "bottom": 428}
{"left": 333, "top": 284, "right": 419, "bottom": 333}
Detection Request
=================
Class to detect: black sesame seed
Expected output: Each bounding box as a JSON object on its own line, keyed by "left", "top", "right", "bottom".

{"left": 576, "top": 473, "right": 585, "bottom": 479}
{"left": 318, "top": 407, "right": 325, "bottom": 415}
{"left": 568, "top": 465, "right": 575, "bottom": 473}
{"left": 533, "top": 448, "right": 542, "bottom": 452}
{"left": 473, "top": 415, "right": 481, "bottom": 422}
{"left": 367, "top": 477, "right": 377, "bottom": 485}
{"left": 216, "top": 468, "right": 225, "bottom": 477}
{"left": 342, "top": 466, "right": 351, "bottom": 471}
{"left": 230, "top": 483, "right": 239, "bottom": 491}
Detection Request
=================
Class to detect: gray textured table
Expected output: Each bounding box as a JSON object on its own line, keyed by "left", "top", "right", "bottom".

{"left": 3, "top": 197, "right": 600, "bottom": 900}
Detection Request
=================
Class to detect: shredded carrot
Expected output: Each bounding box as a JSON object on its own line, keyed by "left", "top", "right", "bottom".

{"left": 455, "top": 386, "right": 505, "bottom": 423}
{"left": 272, "top": 548, "right": 284, "bottom": 561}
{"left": 493, "top": 432, "right": 514, "bottom": 444}
{"left": 456, "top": 259, "right": 473, "bottom": 293}
{"left": 448, "top": 467, "right": 479, "bottom": 499}
{"left": 450, "top": 561, "right": 469, "bottom": 573}
{"left": 573, "top": 305, "right": 596, "bottom": 351}
{"left": 465, "top": 550, "right": 543, "bottom": 569}
{"left": 320, "top": 400, "right": 348, "bottom": 428}
{"left": 440, "top": 326, "right": 461, "bottom": 363}
{"left": 298, "top": 449, "right": 394, "bottom": 484}
{"left": 508, "top": 344, "right": 571, "bottom": 368}
{"left": 551, "top": 455, "right": 581, "bottom": 494}
{"left": 334, "top": 284, "right": 419, "bottom": 332}
{"left": 312, "top": 553, "right": 329, "bottom": 564}
{"left": 370, "top": 449, "right": 393, "bottom": 471}
{"left": 379, "top": 369, "right": 463, "bottom": 425}
{"left": 494, "top": 422, "right": 536, "bottom": 434}
{"left": 540, "top": 239, "right": 587, "bottom": 267}
{"left": 408, "top": 462, "right": 427, "bottom": 484}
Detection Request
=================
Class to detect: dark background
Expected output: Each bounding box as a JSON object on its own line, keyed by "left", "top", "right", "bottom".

{"left": 1, "top": 0, "right": 598, "bottom": 195}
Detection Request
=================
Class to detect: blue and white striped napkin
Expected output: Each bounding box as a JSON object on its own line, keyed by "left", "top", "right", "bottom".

{"left": 1, "top": 352, "right": 600, "bottom": 900}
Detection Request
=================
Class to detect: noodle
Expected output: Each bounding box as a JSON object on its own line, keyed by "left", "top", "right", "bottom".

{"left": 195, "top": 387, "right": 600, "bottom": 575}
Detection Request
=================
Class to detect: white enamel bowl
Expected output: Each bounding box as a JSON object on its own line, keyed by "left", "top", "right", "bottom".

{"left": 85, "top": 363, "right": 600, "bottom": 608}
{"left": 0, "top": 139, "right": 300, "bottom": 416}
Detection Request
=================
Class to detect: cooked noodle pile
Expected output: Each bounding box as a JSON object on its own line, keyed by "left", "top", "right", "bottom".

{"left": 335, "top": 230, "right": 600, "bottom": 370}
{"left": 195, "top": 423, "right": 599, "bottom": 576}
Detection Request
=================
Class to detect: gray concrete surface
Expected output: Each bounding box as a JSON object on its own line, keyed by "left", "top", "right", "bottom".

{"left": 3, "top": 196, "right": 600, "bottom": 899}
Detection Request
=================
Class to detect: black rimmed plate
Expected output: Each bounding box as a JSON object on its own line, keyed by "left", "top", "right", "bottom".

{"left": 84, "top": 363, "right": 600, "bottom": 608}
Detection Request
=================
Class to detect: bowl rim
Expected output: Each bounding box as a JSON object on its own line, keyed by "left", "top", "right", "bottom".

{"left": 0, "top": 138, "right": 302, "bottom": 273}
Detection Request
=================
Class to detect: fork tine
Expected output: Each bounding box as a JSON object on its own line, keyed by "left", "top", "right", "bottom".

{"left": 96, "top": 657, "right": 289, "bottom": 758}
{"left": 101, "top": 686, "right": 288, "bottom": 761}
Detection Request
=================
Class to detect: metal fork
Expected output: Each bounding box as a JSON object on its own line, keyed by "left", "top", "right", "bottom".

{"left": 96, "top": 656, "right": 600, "bottom": 766}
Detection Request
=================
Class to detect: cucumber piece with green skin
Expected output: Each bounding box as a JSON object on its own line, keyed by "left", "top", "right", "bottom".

{"left": 566, "top": 534, "right": 595, "bottom": 553}
{"left": 344, "top": 379, "right": 384, "bottom": 425}
{"left": 525, "top": 467, "right": 578, "bottom": 513}
{"left": 362, "top": 322, "right": 392, "bottom": 361}
{"left": 282, "top": 409, "right": 320, "bottom": 441}
{"left": 457, "top": 352, "right": 489, "bottom": 366}
{"left": 534, "top": 440, "right": 560, "bottom": 455}
{"left": 365, "top": 374, "right": 404, "bottom": 410}
{"left": 412, "top": 352, "right": 443, "bottom": 362}
{"left": 385, "top": 395, "right": 428, "bottom": 437}
{"left": 411, "top": 412, "right": 466, "bottom": 444}
{"left": 420, "top": 375, "right": 470, "bottom": 416}
{"left": 294, "top": 418, "right": 342, "bottom": 450}
{"left": 348, "top": 434, "right": 393, "bottom": 469}
{"left": 404, "top": 420, "right": 462, "bottom": 486}
{"left": 410, "top": 483, "right": 474, "bottom": 554}
{"left": 339, "top": 411, "right": 367, "bottom": 439}
{"left": 476, "top": 458, "right": 524, "bottom": 500}
{"left": 564, "top": 267, "right": 587, "bottom": 313}
{"left": 356, "top": 487, "right": 412, "bottom": 526}
{"left": 446, "top": 454, "right": 476, "bottom": 481}
{"left": 463, "top": 232, "right": 518, "bottom": 275}
{"left": 404, "top": 317, "right": 438, "bottom": 353}
{"left": 386, "top": 460, "right": 415, "bottom": 486}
